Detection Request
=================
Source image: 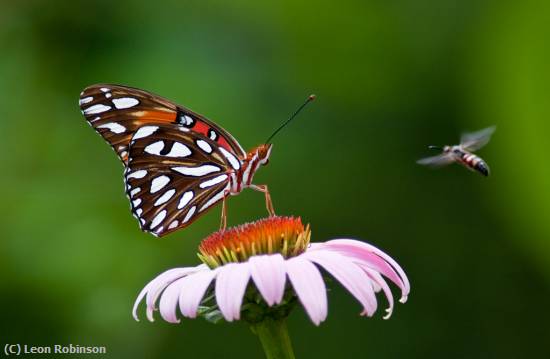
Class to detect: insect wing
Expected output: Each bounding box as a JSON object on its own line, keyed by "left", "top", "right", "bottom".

{"left": 417, "top": 153, "right": 455, "bottom": 167}
{"left": 124, "top": 124, "right": 243, "bottom": 237}
{"left": 79, "top": 84, "right": 246, "bottom": 165}
{"left": 460, "top": 126, "right": 496, "bottom": 152}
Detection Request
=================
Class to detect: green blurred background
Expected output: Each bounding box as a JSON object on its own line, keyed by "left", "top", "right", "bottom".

{"left": 1, "top": 0, "right": 549, "bottom": 357}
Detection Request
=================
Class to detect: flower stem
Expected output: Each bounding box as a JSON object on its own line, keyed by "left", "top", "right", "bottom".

{"left": 251, "top": 318, "right": 296, "bottom": 359}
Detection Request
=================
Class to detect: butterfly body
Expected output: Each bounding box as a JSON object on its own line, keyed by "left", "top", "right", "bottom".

{"left": 80, "top": 84, "right": 274, "bottom": 237}
{"left": 417, "top": 126, "right": 495, "bottom": 177}
{"left": 229, "top": 144, "right": 272, "bottom": 194}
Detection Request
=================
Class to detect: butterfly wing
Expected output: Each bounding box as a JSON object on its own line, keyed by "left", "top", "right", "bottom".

{"left": 417, "top": 153, "right": 455, "bottom": 167}
{"left": 460, "top": 126, "right": 496, "bottom": 152}
{"left": 124, "top": 123, "right": 243, "bottom": 237}
{"left": 79, "top": 84, "right": 246, "bottom": 164}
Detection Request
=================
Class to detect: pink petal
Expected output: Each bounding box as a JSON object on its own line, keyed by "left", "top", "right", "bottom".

{"left": 303, "top": 250, "right": 378, "bottom": 316}
{"left": 311, "top": 241, "right": 399, "bottom": 286}
{"left": 316, "top": 239, "right": 410, "bottom": 302}
{"left": 146, "top": 265, "right": 207, "bottom": 310}
{"left": 308, "top": 243, "right": 324, "bottom": 250}
{"left": 362, "top": 267, "right": 394, "bottom": 319}
{"left": 285, "top": 256, "right": 327, "bottom": 326}
{"left": 370, "top": 279, "right": 382, "bottom": 293}
{"left": 215, "top": 263, "right": 250, "bottom": 321}
{"left": 132, "top": 266, "right": 205, "bottom": 321}
{"left": 249, "top": 254, "right": 286, "bottom": 306}
{"left": 179, "top": 269, "right": 218, "bottom": 318}
{"left": 158, "top": 276, "right": 189, "bottom": 323}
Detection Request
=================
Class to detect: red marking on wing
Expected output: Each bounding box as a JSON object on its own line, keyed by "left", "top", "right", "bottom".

{"left": 218, "top": 137, "right": 233, "bottom": 153}
{"left": 194, "top": 119, "right": 235, "bottom": 154}
{"left": 193, "top": 120, "right": 209, "bottom": 135}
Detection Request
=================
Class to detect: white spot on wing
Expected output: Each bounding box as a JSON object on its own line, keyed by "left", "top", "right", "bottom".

{"left": 145, "top": 141, "right": 191, "bottom": 158}
{"left": 79, "top": 97, "right": 93, "bottom": 105}
{"left": 154, "top": 189, "right": 176, "bottom": 206}
{"left": 136, "top": 208, "right": 143, "bottom": 216}
{"left": 150, "top": 175, "right": 170, "bottom": 194}
{"left": 130, "top": 187, "right": 141, "bottom": 197}
{"left": 84, "top": 104, "right": 111, "bottom": 115}
{"left": 97, "top": 122, "right": 126, "bottom": 134}
{"left": 199, "top": 189, "right": 226, "bottom": 212}
{"left": 184, "top": 115, "right": 193, "bottom": 125}
{"left": 150, "top": 210, "right": 167, "bottom": 229}
{"left": 168, "top": 220, "right": 179, "bottom": 229}
{"left": 177, "top": 191, "right": 194, "bottom": 209}
{"left": 166, "top": 142, "right": 192, "bottom": 157}
{"left": 105, "top": 93, "right": 112, "bottom": 98}
{"left": 219, "top": 147, "right": 241, "bottom": 170}
{"left": 199, "top": 174, "right": 228, "bottom": 188}
{"left": 144, "top": 141, "right": 165, "bottom": 155}
{"left": 132, "top": 198, "right": 142, "bottom": 207}
{"left": 127, "top": 170, "right": 147, "bottom": 179}
{"left": 183, "top": 206, "right": 196, "bottom": 223}
{"left": 100, "top": 87, "right": 110, "bottom": 92}
{"left": 133, "top": 126, "right": 159, "bottom": 140}
{"left": 113, "top": 97, "right": 139, "bottom": 109}
{"left": 209, "top": 130, "right": 217, "bottom": 141}
{"left": 172, "top": 164, "right": 221, "bottom": 176}
{"left": 196, "top": 139, "right": 213, "bottom": 154}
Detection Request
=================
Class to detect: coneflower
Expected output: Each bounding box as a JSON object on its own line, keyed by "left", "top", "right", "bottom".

{"left": 133, "top": 216, "right": 410, "bottom": 358}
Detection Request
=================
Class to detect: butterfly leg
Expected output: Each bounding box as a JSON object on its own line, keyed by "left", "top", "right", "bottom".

{"left": 220, "top": 190, "right": 230, "bottom": 231}
{"left": 250, "top": 184, "right": 275, "bottom": 216}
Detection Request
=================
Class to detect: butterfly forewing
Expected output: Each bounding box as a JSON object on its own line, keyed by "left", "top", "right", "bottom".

{"left": 80, "top": 85, "right": 177, "bottom": 164}
{"left": 79, "top": 84, "right": 246, "bottom": 165}
{"left": 125, "top": 123, "right": 243, "bottom": 237}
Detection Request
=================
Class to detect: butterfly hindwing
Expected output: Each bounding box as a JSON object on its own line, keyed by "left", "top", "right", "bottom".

{"left": 79, "top": 84, "right": 246, "bottom": 165}
{"left": 124, "top": 123, "right": 243, "bottom": 237}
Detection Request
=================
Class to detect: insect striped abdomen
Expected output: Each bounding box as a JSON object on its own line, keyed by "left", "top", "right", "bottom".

{"left": 474, "top": 160, "right": 490, "bottom": 176}
{"left": 461, "top": 153, "right": 489, "bottom": 176}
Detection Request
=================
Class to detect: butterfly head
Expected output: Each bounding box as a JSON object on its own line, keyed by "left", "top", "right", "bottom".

{"left": 249, "top": 143, "right": 273, "bottom": 166}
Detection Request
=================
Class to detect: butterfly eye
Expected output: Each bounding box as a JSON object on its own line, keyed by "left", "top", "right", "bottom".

{"left": 453, "top": 149, "right": 461, "bottom": 154}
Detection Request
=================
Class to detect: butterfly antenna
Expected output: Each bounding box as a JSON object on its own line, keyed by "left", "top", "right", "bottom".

{"left": 265, "top": 94, "right": 316, "bottom": 144}
{"left": 428, "top": 145, "right": 443, "bottom": 150}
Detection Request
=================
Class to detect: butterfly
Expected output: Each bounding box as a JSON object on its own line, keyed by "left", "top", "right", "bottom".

{"left": 79, "top": 84, "right": 313, "bottom": 237}
{"left": 417, "top": 126, "right": 496, "bottom": 176}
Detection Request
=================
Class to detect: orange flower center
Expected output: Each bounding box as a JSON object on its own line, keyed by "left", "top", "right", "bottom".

{"left": 198, "top": 216, "right": 310, "bottom": 268}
